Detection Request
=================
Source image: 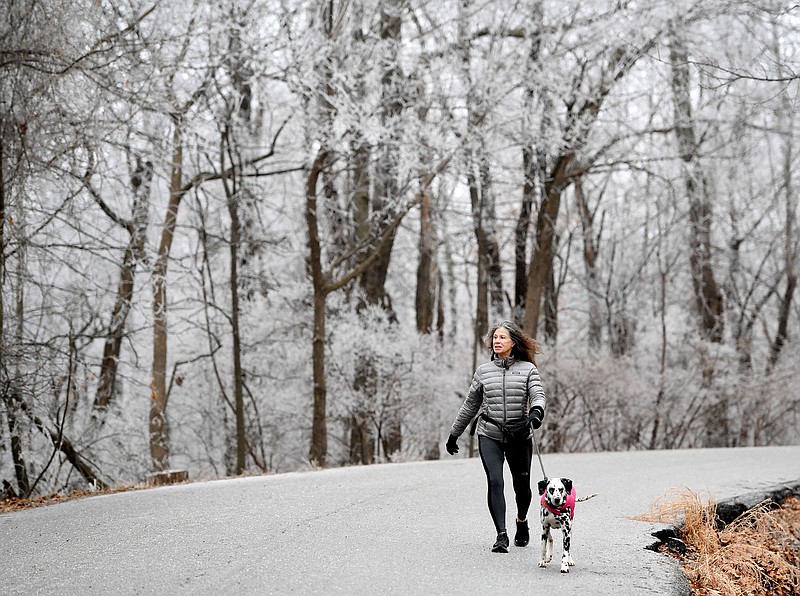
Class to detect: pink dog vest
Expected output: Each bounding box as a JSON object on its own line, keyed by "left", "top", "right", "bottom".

{"left": 541, "top": 487, "right": 576, "bottom": 520}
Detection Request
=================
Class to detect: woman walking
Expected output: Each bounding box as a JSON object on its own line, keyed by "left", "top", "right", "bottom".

{"left": 445, "top": 321, "right": 547, "bottom": 553}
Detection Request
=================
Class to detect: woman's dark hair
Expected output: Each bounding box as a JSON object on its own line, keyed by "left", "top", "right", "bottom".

{"left": 485, "top": 320, "right": 542, "bottom": 364}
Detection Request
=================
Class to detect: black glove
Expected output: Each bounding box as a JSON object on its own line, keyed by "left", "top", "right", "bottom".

{"left": 445, "top": 434, "right": 459, "bottom": 455}
{"left": 528, "top": 406, "right": 544, "bottom": 430}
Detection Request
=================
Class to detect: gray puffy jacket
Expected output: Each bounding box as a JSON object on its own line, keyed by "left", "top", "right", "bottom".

{"left": 450, "top": 356, "right": 547, "bottom": 443}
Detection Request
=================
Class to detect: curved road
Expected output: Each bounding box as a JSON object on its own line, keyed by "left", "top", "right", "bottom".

{"left": 2, "top": 446, "right": 799, "bottom": 595}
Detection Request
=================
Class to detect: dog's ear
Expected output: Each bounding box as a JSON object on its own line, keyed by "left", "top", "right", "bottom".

{"left": 537, "top": 478, "right": 548, "bottom": 495}
{"left": 561, "top": 478, "right": 573, "bottom": 493}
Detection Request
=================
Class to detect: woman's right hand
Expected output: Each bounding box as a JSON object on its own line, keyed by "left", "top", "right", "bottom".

{"left": 445, "top": 434, "right": 459, "bottom": 455}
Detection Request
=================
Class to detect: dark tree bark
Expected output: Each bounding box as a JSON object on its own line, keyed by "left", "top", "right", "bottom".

{"left": 414, "top": 74, "right": 438, "bottom": 335}
{"left": 515, "top": 145, "right": 541, "bottom": 321}
{"left": 221, "top": 125, "right": 247, "bottom": 475}
{"left": 359, "top": 1, "right": 404, "bottom": 320}
{"left": 415, "top": 182, "right": 436, "bottom": 334}
{"left": 669, "top": 27, "right": 724, "bottom": 343}
{"left": 3, "top": 391, "right": 30, "bottom": 497}
{"left": 0, "top": 117, "right": 5, "bottom": 364}
{"left": 523, "top": 153, "right": 572, "bottom": 337}
{"left": 515, "top": 0, "right": 545, "bottom": 323}
{"left": 479, "top": 158, "right": 504, "bottom": 317}
{"left": 767, "top": 35, "right": 796, "bottom": 372}
{"left": 349, "top": 135, "right": 374, "bottom": 464}
{"left": 542, "top": 233, "right": 561, "bottom": 344}
{"left": 575, "top": 177, "right": 603, "bottom": 348}
{"left": 435, "top": 267, "right": 446, "bottom": 341}
{"left": 149, "top": 119, "right": 185, "bottom": 472}
{"left": 91, "top": 157, "right": 152, "bottom": 415}
{"left": 306, "top": 148, "right": 329, "bottom": 467}
{"left": 349, "top": 412, "right": 374, "bottom": 465}
{"left": 469, "top": 167, "right": 491, "bottom": 343}
{"left": 358, "top": 1, "right": 405, "bottom": 458}
{"left": 0, "top": 114, "right": 29, "bottom": 496}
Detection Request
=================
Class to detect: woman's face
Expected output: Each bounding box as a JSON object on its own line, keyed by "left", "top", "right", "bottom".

{"left": 493, "top": 327, "right": 514, "bottom": 359}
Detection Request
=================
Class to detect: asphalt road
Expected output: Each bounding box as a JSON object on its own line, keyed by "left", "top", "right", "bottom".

{"left": 2, "top": 446, "right": 799, "bottom": 595}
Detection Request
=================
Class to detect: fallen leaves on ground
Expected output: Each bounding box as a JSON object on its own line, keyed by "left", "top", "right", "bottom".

{"left": 0, "top": 485, "right": 143, "bottom": 514}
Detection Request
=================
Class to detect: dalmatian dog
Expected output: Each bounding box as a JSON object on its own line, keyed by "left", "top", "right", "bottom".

{"left": 537, "top": 477, "right": 577, "bottom": 573}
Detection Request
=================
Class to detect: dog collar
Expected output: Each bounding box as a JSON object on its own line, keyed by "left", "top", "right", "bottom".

{"left": 541, "top": 487, "right": 576, "bottom": 520}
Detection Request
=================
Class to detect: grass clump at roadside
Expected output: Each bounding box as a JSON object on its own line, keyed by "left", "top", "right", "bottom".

{"left": 634, "top": 489, "right": 800, "bottom": 595}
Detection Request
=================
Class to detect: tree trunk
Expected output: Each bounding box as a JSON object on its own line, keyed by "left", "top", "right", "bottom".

{"left": 767, "top": 26, "right": 796, "bottom": 372}
{"left": 415, "top": 72, "right": 438, "bottom": 335}
{"left": 349, "top": 413, "right": 374, "bottom": 465}
{"left": 352, "top": 139, "right": 371, "bottom": 266}
{"left": 435, "top": 268, "right": 446, "bottom": 341}
{"left": 478, "top": 154, "right": 504, "bottom": 318}
{"left": 0, "top": 130, "right": 24, "bottom": 492}
{"left": 415, "top": 183, "right": 436, "bottom": 334}
{"left": 469, "top": 169, "right": 491, "bottom": 343}
{"left": 6, "top": 191, "right": 30, "bottom": 495}
{"left": 0, "top": 119, "right": 5, "bottom": 361}
{"left": 359, "top": 0, "right": 403, "bottom": 320}
{"left": 229, "top": 194, "right": 246, "bottom": 475}
{"left": 94, "top": 158, "right": 151, "bottom": 414}
{"left": 306, "top": 149, "right": 329, "bottom": 467}
{"left": 346, "top": 23, "right": 376, "bottom": 464}
{"left": 515, "top": 2, "right": 545, "bottom": 322}
{"left": 361, "top": 1, "right": 404, "bottom": 458}
{"left": 4, "top": 391, "right": 30, "bottom": 497}
{"left": 542, "top": 238, "right": 559, "bottom": 344}
{"left": 523, "top": 153, "right": 572, "bottom": 337}
{"left": 767, "top": 225, "right": 796, "bottom": 374}
{"left": 149, "top": 120, "right": 184, "bottom": 472}
{"left": 0, "top": 129, "right": 21, "bottom": 492}
{"left": 575, "top": 178, "right": 603, "bottom": 348}
{"left": 515, "top": 145, "right": 539, "bottom": 322}
{"left": 222, "top": 126, "right": 247, "bottom": 475}
{"left": 649, "top": 257, "right": 669, "bottom": 449}
{"left": 669, "top": 28, "right": 724, "bottom": 343}
{"left": 475, "top": 233, "right": 489, "bottom": 350}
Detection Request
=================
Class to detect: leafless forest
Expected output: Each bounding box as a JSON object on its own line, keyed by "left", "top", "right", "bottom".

{"left": 1, "top": 0, "right": 798, "bottom": 497}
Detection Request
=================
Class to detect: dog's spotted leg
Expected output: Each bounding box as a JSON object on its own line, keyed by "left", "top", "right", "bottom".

{"left": 560, "top": 518, "right": 572, "bottom": 573}
{"left": 538, "top": 525, "right": 551, "bottom": 567}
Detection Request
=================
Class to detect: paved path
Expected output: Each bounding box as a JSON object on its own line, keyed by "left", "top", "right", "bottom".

{"left": 2, "top": 446, "right": 799, "bottom": 595}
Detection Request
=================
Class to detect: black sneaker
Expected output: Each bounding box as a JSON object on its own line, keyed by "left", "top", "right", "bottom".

{"left": 514, "top": 519, "right": 529, "bottom": 547}
{"left": 492, "top": 531, "right": 509, "bottom": 553}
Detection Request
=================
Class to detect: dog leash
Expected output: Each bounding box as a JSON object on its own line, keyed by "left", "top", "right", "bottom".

{"left": 532, "top": 431, "right": 599, "bottom": 503}
{"left": 531, "top": 429, "right": 547, "bottom": 481}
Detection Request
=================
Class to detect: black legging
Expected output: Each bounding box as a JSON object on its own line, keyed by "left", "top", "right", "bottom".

{"left": 478, "top": 435, "right": 533, "bottom": 533}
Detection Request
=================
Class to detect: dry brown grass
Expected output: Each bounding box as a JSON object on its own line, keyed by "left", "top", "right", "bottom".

{"left": 634, "top": 489, "right": 800, "bottom": 596}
